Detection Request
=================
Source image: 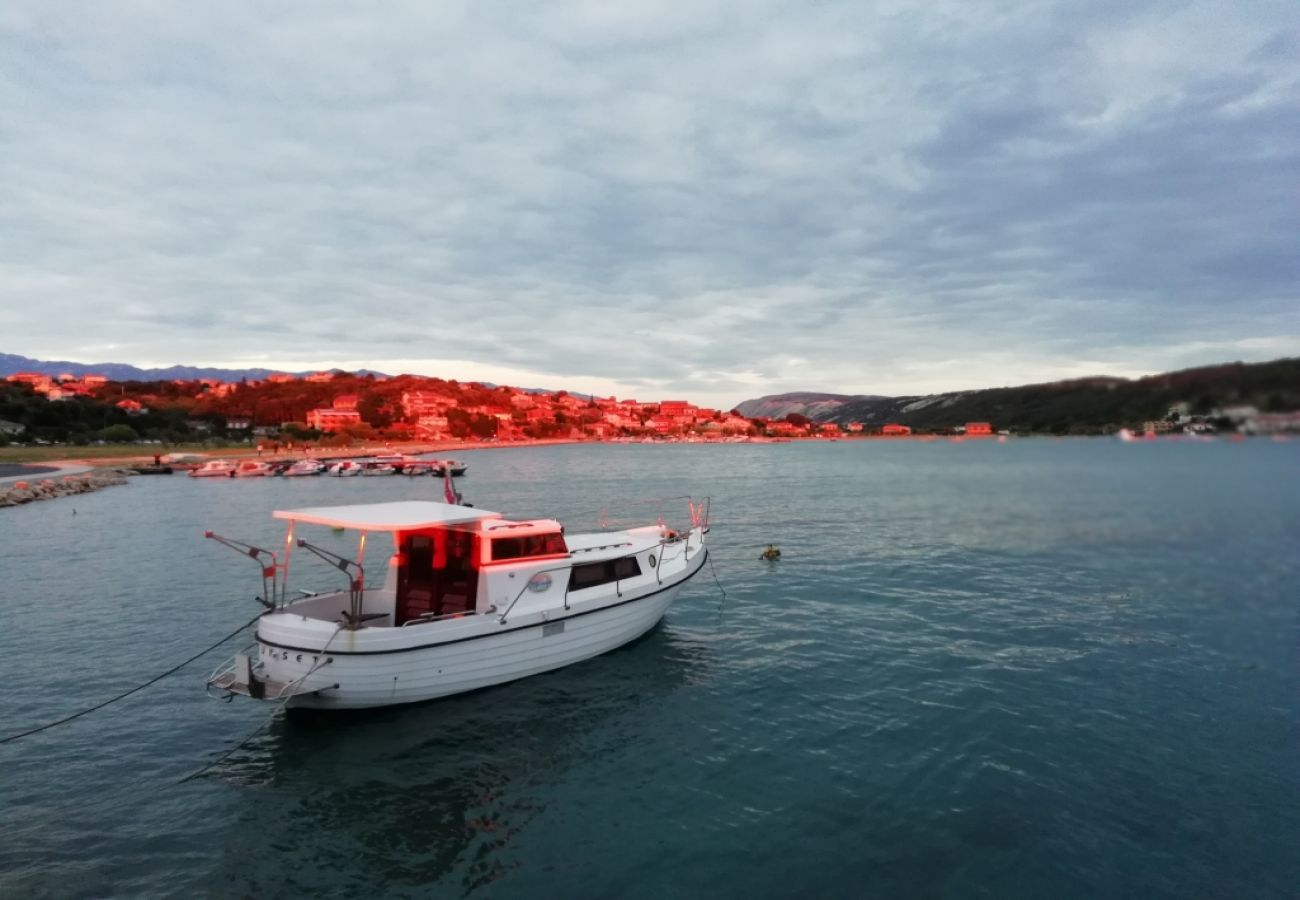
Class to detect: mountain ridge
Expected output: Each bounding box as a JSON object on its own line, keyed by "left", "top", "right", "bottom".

{"left": 0, "top": 353, "right": 386, "bottom": 383}
{"left": 736, "top": 358, "right": 1300, "bottom": 433}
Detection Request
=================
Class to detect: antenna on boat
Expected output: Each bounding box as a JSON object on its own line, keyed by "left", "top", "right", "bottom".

{"left": 204, "top": 532, "right": 280, "bottom": 609}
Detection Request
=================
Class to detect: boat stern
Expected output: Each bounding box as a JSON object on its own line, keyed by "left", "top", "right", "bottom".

{"left": 207, "top": 650, "right": 337, "bottom": 702}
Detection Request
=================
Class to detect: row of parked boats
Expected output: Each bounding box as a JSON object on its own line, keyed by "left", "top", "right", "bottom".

{"left": 188, "top": 457, "right": 468, "bottom": 478}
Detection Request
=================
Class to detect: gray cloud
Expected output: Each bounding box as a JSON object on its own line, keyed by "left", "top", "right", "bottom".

{"left": 0, "top": 0, "right": 1296, "bottom": 407}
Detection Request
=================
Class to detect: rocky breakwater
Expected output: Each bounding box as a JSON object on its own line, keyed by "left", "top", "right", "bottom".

{"left": 0, "top": 468, "right": 131, "bottom": 508}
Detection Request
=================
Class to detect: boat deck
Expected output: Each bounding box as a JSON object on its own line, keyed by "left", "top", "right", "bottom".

{"left": 565, "top": 526, "right": 666, "bottom": 560}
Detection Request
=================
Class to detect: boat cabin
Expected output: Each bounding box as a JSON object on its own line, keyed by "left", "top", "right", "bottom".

{"left": 395, "top": 517, "right": 568, "bottom": 623}
{"left": 269, "top": 501, "right": 570, "bottom": 626}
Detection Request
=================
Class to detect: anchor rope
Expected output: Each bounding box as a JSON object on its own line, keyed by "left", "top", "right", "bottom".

{"left": 708, "top": 548, "right": 729, "bottom": 622}
{"left": 177, "top": 623, "right": 345, "bottom": 784}
{"left": 0, "top": 612, "right": 265, "bottom": 746}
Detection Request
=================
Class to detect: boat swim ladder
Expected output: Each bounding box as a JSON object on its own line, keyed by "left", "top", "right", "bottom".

{"left": 204, "top": 531, "right": 282, "bottom": 610}
{"left": 294, "top": 539, "right": 371, "bottom": 629}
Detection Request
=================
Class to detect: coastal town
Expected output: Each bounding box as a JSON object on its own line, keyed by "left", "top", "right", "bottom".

{"left": 0, "top": 368, "right": 998, "bottom": 447}
{"left": 4, "top": 362, "right": 1299, "bottom": 452}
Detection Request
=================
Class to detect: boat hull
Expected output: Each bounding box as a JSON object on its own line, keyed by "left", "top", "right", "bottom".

{"left": 249, "top": 552, "right": 704, "bottom": 709}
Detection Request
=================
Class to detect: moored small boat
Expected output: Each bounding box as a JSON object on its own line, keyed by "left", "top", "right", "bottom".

{"left": 282, "top": 459, "right": 325, "bottom": 477}
{"left": 325, "top": 460, "right": 363, "bottom": 477}
{"left": 231, "top": 460, "right": 273, "bottom": 478}
{"left": 427, "top": 459, "right": 468, "bottom": 477}
{"left": 207, "top": 496, "right": 711, "bottom": 709}
{"left": 189, "top": 460, "right": 237, "bottom": 478}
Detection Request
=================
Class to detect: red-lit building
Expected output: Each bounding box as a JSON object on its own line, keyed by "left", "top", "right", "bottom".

{"left": 881, "top": 424, "right": 911, "bottom": 436}
{"left": 306, "top": 408, "right": 362, "bottom": 432}
{"left": 402, "top": 391, "right": 450, "bottom": 419}
{"left": 965, "top": 422, "right": 993, "bottom": 436}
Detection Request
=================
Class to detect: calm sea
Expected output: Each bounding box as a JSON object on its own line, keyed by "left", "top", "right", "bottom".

{"left": 0, "top": 440, "right": 1296, "bottom": 899}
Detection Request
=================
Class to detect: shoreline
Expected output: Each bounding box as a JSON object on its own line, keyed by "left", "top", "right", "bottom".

{"left": 0, "top": 430, "right": 1264, "bottom": 473}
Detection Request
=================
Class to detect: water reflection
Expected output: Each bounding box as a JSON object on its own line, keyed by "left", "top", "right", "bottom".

{"left": 204, "top": 626, "right": 709, "bottom": 896}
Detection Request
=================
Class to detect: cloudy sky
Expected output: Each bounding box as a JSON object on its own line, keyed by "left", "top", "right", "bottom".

{"left": 1, "top": 1, "right": 1296, "bottom": 408}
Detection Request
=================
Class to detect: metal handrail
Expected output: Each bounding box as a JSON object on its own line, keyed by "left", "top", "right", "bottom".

{"left": 497, "top": 562, "right": 575, "bottom": 624}
{"left": 498, "top": 525, "right": 704, "bottom": 623}
{"left": 565, "top": 494, "right": 702, "bottom": 532}
{"left": 401, "top": 609, "right": 473, "bottom": 627}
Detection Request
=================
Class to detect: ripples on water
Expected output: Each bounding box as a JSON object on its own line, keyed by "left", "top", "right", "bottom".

{"left": 0, "top": 440, "right": 1296, "bottom": 898}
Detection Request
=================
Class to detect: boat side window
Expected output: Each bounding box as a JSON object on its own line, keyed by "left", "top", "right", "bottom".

{"left": 491, "top": 532, "right": 567, "bottom": 562}
{"left": 539, "top": 532, "right": 568, "bottom": 555}
{"left": 491, "top": 537, "right": 530, "bottom": 562}
{"left": 569, "top": 556, "right": 642, "bottom": 591}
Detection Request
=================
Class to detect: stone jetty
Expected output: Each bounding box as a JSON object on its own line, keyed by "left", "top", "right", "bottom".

{"left": 0, "top": 468, "right": 131, "bottom": 508}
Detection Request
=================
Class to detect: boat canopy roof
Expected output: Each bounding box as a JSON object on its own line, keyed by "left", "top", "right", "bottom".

{"left": 273, "top": 500, "right": 500, "bottom": 532}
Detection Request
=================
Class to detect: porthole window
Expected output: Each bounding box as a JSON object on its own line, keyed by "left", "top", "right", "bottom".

{"left": 648, "top": 554, "right": 656, "bottom": 567}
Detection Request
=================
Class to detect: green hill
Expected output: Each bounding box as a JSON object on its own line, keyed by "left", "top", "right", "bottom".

{"left": 745, "top": 358, "right": 1300, "bottom": 434}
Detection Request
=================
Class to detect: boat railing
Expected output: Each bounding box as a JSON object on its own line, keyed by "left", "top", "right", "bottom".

{"left": 498, "top": 563, "right": 574, "bottom": 624}
{"left": 565, "top": 494, "right": 709, "bottom": 536}
{"left": 499, "top": 524, "right": 706, "bottom": 623}
{"left": 401, "top": 609, "right": 473, "bottom": 627}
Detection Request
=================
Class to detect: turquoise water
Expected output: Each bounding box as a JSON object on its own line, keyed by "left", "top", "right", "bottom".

{"left": 0, "top": 440, "right": 1296, "bottom": 898}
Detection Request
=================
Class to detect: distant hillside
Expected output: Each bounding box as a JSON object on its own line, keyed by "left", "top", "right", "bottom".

{"left": 0, "top": 352, "right": 385, "bottom": 383}
{"left": 738, "top": 358, "right": 1300, "bottom": 434}
{"left": 735, "top": 392, "right": 873, "bottom": 421}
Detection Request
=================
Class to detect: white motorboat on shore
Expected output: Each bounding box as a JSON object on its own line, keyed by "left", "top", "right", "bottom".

{"left": 326, "top": 460, "right": 363, "bottom": 477}
{"left": 206, "top": 497, "right": 710, "bottom": 709}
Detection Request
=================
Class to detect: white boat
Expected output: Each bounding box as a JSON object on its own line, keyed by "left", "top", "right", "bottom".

{"left": 231, "top": 460, "right": 273, "bottom": 478}
{"left": 188, "top": 460, "right": 236, "bottom": 478}
{"left": 326, "top": 460, "right": 363, "bottom": 477}
{"left": 282, "top": 459, "right": 324, "bottom": 477}
{"left": 206, "top": 497, "right": 710, "bottom": 709}
{"left": 428, "top": 459, "right": 468, "bottom": 477}
{"left": 360, "top": 463, "right": 397, "bottom": 476}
